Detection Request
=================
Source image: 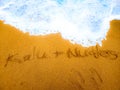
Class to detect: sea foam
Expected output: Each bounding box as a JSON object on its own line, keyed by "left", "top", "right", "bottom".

{"left": 0, "top": 0, "right": 120, "bottom": 47}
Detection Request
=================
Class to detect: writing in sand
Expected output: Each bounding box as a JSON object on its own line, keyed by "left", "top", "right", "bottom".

{"left": 2, "top": 45, "right": 119, "bottom": 67}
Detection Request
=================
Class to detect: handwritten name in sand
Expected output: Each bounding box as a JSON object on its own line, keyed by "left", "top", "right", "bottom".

{"left": 3, "top": 45, "right": 119, "bottom": 67}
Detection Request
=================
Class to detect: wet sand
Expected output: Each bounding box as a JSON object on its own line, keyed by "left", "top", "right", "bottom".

{"left": 0, "top": 20, "right": 120, "bottom": 90}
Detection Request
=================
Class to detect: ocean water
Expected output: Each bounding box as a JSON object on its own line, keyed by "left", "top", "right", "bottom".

{"left": 0, "top": 0, "right": 120, "bottom": 47}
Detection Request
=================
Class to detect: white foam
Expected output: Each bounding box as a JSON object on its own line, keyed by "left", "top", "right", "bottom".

{"left": 0, "top": 0, "right": 120, "bottom": 47}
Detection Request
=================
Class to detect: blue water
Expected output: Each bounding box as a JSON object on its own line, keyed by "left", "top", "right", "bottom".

{"left": 56, "top": 0, "right": 65, "bottom": 5}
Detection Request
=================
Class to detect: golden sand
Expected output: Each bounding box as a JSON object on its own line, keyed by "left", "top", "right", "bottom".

{"left": 0, "top": 20, "right": 120, "bottom": 90}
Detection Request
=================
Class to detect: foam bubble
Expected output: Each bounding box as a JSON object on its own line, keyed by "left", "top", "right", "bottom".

{"left": 0, "top": 0, "right": 120, "bottom": 47}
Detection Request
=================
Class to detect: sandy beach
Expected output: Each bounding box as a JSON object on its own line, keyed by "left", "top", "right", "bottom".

{"left": 0, "top": 20, "right": 120, "bottom": 90}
